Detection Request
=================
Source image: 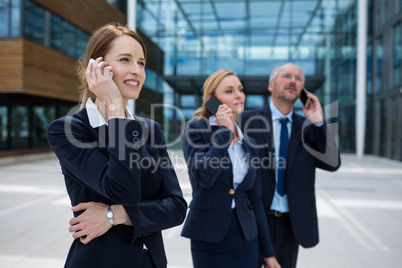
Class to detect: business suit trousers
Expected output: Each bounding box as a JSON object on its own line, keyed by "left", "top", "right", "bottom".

{"left": 191, "top": 209, "right": 258, "bottom": 268}
{"left": 264, "top": 214, "right": 299, "bottom": 268}
{"left": 141, "top": 249, "right": 156, "bottom": 268}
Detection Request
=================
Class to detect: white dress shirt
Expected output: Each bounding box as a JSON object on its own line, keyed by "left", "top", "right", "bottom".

{"left": 208, "top": 116, "right": 248, "bottom": 208}
{"left": 269, "top": 102, "right": 292, "bottom": 213}
{"left": 85, "top": 98, "right": 134, "bottom": 128}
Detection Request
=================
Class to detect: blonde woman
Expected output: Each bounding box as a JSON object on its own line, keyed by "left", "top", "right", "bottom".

{"left": 180, "top": 70, "right": 280, "bottom": 268}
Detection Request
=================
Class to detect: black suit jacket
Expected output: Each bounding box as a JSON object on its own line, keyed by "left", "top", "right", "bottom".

{"left": 47, "top": 108, "right": 187, "bottom": 268}
{"left": 180, "top": 119, "right": 274, "bottom": 257}
{"left": 240, "top": 105, "right": 341, "bottom": 248}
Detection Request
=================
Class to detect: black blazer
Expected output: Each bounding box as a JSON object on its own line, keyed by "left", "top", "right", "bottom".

{"left": 180, "top": 119, "right": 274, "bottom": 257}
{"left": 47, "top": 108, "right": 187, "bottom": 268}
{"left": 240, "top": 105, "right": 341, "bottom": 248}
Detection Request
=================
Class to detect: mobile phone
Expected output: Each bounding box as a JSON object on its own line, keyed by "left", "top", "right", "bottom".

{"left": 205, "top": 95, "right": 222, "bottom": 115}
{"left": 89, "top": 58, "right": 113, "bottom": 78}
{"left": 300, "top": 87, "right": 310, "bottom": 109}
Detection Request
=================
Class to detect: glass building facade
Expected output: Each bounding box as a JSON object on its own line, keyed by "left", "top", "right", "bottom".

{"left": 133, "top": 0, "right": 401, "bottom": 160}
{"left": 0, "top": 0, "right": 401, "bottom": 161}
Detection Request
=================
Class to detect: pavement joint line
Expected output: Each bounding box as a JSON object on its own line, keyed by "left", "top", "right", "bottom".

{"left": 0, "top": 194, "right": 62, "bottom": 217}
{"left": 0, "top": 184, "right": 65, "bottom": 195}
{"left": 317, "top": 189, "right": 389, "bottom": 251}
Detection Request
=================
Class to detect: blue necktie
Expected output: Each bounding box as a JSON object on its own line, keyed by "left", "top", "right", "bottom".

{"left": 277, "top": 118, "right": 289, "bottom": 196}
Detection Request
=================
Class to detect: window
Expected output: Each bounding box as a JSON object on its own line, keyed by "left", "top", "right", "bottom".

{"left": 24, "top": 0, "right": 45, "bottom": 45}
{"left": 10, "top": 106, "right": 29, "bottom": 149}
{"left": 379, "top": 100, "right": 387, "bottom": 156}
{"left": 60, "top": 21, "right": 76, "bottom": 57}
{"left": 367, "top": 43, "right": 373, "bottom": 94}
{"left": 50, "top": 15, "right": 62, "bottom": 51}
{"left": 0, "top": 106, "right": 7, "bottom": 150}
{"left": 32, "top": 106, "right": 55, "bottom": 147}
{"left": 180, "top": 95, "right": 196, "bottom": 108}
{"left": 51, "top": 15, "right": 88, "bottom": 58}
{"left": 0, "top": 0, "right": 20, "bottom": 37}
{"left": 376, "top": 37, "right": 383, "bottom": 92}
{"left": 245, "top": 95, "right": 265, "bottom": 109}
{"left": 23, "top": 0, "right": 89, "bottom": 58}
{"left": 0, "top": 0, "right": 9, "bottom": 37}
{"left": 394, "top": 23, "right": 402, "bottom": 86}
{"left": 10, "top": 0, "right": 20, "bottom": 36}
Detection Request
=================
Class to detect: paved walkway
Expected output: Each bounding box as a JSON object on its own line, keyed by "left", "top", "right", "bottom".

{"left": 0, "top": 152, "right": 401, "bottom": 268}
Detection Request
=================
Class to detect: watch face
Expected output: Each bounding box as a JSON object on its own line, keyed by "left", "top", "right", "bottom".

{"left": 107, "top": 212, "right": 113, "bottom": 218}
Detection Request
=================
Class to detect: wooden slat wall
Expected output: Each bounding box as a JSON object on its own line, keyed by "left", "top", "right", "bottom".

{"left": 0, "top": 1, "right": 126, "bottom": 102}
{"left": 23, "top": 40, "right": 80, "bottom": 102}
{"left": 32, "top": 0, "right": 126, "bottom": 33}
{"left": 0, "top": 39, "right": 24, "bottom": 92}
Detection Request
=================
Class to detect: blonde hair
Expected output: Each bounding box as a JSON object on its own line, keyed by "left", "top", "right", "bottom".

{"left": 77, "top": 22, "right": 147, "bottom": 109}
{"left": 193, "top": 69, "right": 237, "bottom": 120}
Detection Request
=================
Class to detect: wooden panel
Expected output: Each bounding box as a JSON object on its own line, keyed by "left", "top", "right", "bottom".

{"left": 0, "top": 39, "right": 24, "bottom": 92}
{"left": 32, "top": 0, "right": 126, "bottom": 33}
{"left": 23, "top": 40, "right": 81, "bottom": 102}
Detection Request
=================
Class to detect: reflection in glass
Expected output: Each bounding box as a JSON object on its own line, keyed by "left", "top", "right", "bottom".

{"left": 0, "top": 106, "right": 8, "bottom": 150}
{"left": 376, "top": 37, "right": 383, "bottom": 91}
{"left": 33, "top": 106, "right": 56, "bottom": 147}
{"left": 10, "top": 106, "right": 29, "bottom": 149}
{"left": 394, "top": 23, "right": 401, "bottom": 86}
{"left": 24, "top": 0, "right": 45, "bottom": 45}
{"left": 50, "top": 15, "right": 62, "bottom": 51}
{"left": 180, "top": 95, "right": 196, "bottom": 108}
{"left": 61, "top": 21, "right": 76, "bottom": 57}
{"left": 76, "top": 28, "right": 88, "bottom": 58}
{"left": 0, "top": 0, "right": 9, "bottom": 37}
{"left": 245, "top": 95, "right": 264, "bottom": 109}
{"left": 22, "top": 0, "right": 88, "bottom": 59}
{"left": 11, "top": 0, "right": 20, "bottom": 37}
{"left": 367, "top": 44, "right": 373, "bottom": 94}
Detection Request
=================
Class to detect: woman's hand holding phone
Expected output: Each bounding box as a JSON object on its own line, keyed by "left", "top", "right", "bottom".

{"left": 215, "top": 104, "right": 235, "bottom": 134}
{"left": 86, "top": 57, "right": 124, "bottom": 119}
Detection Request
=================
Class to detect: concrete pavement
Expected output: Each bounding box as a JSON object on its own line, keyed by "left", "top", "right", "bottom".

{"left": 0, "top": 152, "right": 401, "bottom": 267}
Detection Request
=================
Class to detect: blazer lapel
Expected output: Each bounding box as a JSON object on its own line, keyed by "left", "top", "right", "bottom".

{"left": 234, "top": 139, "right": 254, "bottom": 190}
{"left": 211, "top": 124, "right": 234, "bottom": 186}
{"left": 77, "top": 108, "right": 109, "bottom": 156}
{"left": 262, "top": 106, "right": 275, "bottom": 176}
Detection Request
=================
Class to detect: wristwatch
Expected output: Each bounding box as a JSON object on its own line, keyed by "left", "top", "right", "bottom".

{"left": 106, "top": 205, "right": 114, "bottom": 226}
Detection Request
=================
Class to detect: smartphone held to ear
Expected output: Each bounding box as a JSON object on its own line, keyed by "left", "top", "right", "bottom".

{"left": 300, "top": 88, "right": 310, "bottom": 109}
{"left": 205, "top": 95, "right": 222, "bottom": 115}
{"left": 89, "top": 58, "right": 113, "bottom": 78}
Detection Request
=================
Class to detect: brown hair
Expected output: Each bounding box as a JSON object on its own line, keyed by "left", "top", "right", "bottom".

{"left": 193, "top": 69, "right": 237, "bottom": 120}
{"left": 77, "top": 22, "right": 147, "bottom": 109}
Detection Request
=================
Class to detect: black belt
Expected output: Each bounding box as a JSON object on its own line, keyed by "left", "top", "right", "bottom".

{"left": 269, "top": 210, "right": 289, "bottom": 217}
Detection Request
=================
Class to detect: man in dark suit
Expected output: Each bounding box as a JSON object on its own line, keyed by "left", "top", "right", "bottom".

{"left": 240, "top": 63, "right": 341, "bottom": 268}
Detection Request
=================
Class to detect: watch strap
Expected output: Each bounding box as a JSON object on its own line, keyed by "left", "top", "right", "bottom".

{"left": 107, "top": 205, "right": 114, "bottom": 226}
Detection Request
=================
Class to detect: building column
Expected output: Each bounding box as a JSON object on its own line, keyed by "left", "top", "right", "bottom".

{"left": 356, "top": 0, "right": 367, "bottom": 158}
{"left": 127, "top": 0, "right": 137, "bottom": 114}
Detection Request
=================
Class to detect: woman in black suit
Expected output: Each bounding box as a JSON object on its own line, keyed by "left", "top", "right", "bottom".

{"left": 181, "top": 69, "right": 280, "bottom": 268}
{"left": 47, "top": 23, "right": 187, "bottom": 268}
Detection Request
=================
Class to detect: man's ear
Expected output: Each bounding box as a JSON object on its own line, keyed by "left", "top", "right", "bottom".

{"left": 268, "top": 82, "right": 273, "bottom": 93}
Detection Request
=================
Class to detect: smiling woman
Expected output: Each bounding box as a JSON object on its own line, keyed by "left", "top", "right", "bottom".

{"left": 46, "top": 23, "right": 187, "bottom": 268}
